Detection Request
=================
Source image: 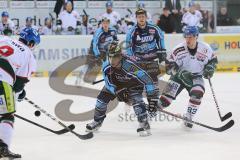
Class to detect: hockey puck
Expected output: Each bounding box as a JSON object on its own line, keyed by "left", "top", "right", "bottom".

{"left": 34, "top": 111, "right": 41, "bottom": 117}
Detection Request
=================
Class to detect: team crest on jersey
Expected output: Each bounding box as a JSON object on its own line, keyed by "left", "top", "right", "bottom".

{"left": 111, "top": 31, "right": 115, "bottom": 35}
{"left": 149, "top": 29, "right": 155, "bottom": 34}
{"left": 136, "top": 35, "right": 154, "bottom": 43}
{"left": 196, "top": 52, "right": 207, "bottom": 62}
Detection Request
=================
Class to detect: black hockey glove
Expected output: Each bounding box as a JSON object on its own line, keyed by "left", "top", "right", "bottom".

{"left": 156, "top": 49, "right": 167, "bottom": 63}
{"left": 16, "top": 90, "right": 26, "bottom": 102}
{"left": 203, "top": 64, "right": 216, "bottom": 79}
{"left": 203, "top": 64, "right": 215, "bottom": 79}
{"left": 176, "top": 70, "right": 193, "bottom": 88}
{"left": 116, "top": 88, "right": 129, "bottom": 102}
{"left": 203, "top": 58, "right": 218, "bottom": 79}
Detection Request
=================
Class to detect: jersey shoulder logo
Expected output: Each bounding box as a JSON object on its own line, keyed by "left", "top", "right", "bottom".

{"left": 149, "top": 29, "right": 156, "bottom": 34}
{"left": 0, "top": 45, "right": 14, "bottom": 57}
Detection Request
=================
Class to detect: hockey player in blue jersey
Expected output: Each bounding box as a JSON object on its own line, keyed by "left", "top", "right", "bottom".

{"left": 83, "top": 17, "right": 118, "bottom": 83}
{"left": 92, "top": 17, "right": 118, "bottom": 61}
{"left": 125, "top": 8, "right": 166, "bottom": 114}
{"left": 86, "top": 42, "right": 159, "bottom": 136}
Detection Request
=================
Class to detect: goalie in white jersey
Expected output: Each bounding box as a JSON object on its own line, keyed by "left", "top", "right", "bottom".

{"left": 0, "top": 28, "right": 40, "bottom": 158}
{"left": 149, "top": 26, "right": 217, "bottom": 128}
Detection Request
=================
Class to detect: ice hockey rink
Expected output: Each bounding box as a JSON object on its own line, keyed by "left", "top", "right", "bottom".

{"left": 11, "top": 73, "right": 239, "bottom": 160}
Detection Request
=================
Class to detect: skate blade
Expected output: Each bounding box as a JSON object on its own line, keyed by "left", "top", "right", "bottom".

{"left": 138, "top": 130, "right": 152, "bottom": 137}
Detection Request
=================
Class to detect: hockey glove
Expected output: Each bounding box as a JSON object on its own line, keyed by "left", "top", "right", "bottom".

{"left": 176, "top": 70, "right": 193, "bottom": 88}
{"left": 16, "top": 90, "right": 26, "bottom": 102}
{"left": 203, "top": 64, "right": 215, "bottom": 79}
{"left": 116, "top": 88, "right": 129, "bottom": 102}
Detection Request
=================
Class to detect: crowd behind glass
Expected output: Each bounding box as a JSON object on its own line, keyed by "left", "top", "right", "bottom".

{"left": 0, "top": 0, "right": 237, "bottom": 36}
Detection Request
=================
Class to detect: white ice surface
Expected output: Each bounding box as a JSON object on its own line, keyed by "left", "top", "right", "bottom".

{"left": 11, "top": 73, "right": 240, "bottom": 160}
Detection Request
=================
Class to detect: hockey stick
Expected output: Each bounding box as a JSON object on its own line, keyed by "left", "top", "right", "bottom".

{"left": 24, "top": 97, "right": 93, "bottom": 140}
{"left": 15, "top": 114, "right": 75, "bottom": 135}
{"left": 92, "top": 79, "right": 104, "bottom": 85}
{"left": 159, "top": 109, "right": 234, "bottom": 132}
{"left": 208, "top": 78, "right": 232, "bottom": 121}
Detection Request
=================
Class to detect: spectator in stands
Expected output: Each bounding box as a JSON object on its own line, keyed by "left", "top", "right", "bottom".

{"left": 181, "top": 2, "right": 203, "bottom": 29}
{"left": 202, "top": 10, "right": 214, "bottom": 33}
{"left": 0, "top": 11, "right": 15, "bottom": 36}
{"left": 59, "top": 1, "right": 80, "bottom": 35}
{"left": 19, "top": 17, "right": 39, "bottom": 33}
{"left": 217, "top": 6, "right": 234, "bottom": 26}
{"left": 99, "top": 1, "right": 121, "bottom": 29}
{"left": 40, "top": 17, "right": 55, "bottom": 35}
{"left": 207, "top": 12, "right": 215, "bottom": 32}
{"left": 165, "top": 0, "right": 182, "bottom": 33}
{"left": 157, "top": 7, "right": 176, "bottom": 33}
{"left": 165, "top": 0, "right": 181, "bottom": 14}
{"left": 54, "top": 0, "right": 74, "bottom": 18}
{"left": 81, "top": 15, "right": 95, "bottom": 35}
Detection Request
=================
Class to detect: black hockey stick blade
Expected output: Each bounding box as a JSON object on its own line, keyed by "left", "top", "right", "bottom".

{"left": 54, "top": 124, "right": 75, "bottom": 134}
{"left": 159, "top": 109, "right": 235, "bottom": 132}
{"left": 15, "top": 114, "right": 75, "bottom": 135}
{"left": 197, "top": 119, "right": 234, "bottom": 132}
{"left": 221, "top": 112, "right": 232, "bottom": 122}
{"left": 74, "top": 131, "right": 93, "bottom": 140}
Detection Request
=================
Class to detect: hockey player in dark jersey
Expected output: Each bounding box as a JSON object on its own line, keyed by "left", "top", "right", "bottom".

{"left": 86, "top": 42, "right": 159, "bottom": 136}
{"left": 125, "top": 9, "right": 166, "bottom": 111}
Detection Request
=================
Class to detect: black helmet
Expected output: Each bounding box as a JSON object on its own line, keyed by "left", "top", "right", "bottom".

{"left": 135, "top": 9, "right": 147, "bottom": 16}
{"left": 101, "top": 17, "right": 110, "bottom": 23}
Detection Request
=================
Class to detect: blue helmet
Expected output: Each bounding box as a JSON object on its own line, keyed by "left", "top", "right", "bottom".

{"left": 183, "top": 26, "right": 199, "bottom": 37}
{"left": 1, "top": 11, "right": 9, "bottom": 17}
{"left": 19, "top": 28, "right": 40, "bottom": 46}
{"left": 106, "top": 1, "right": 113, "bottom": 8}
